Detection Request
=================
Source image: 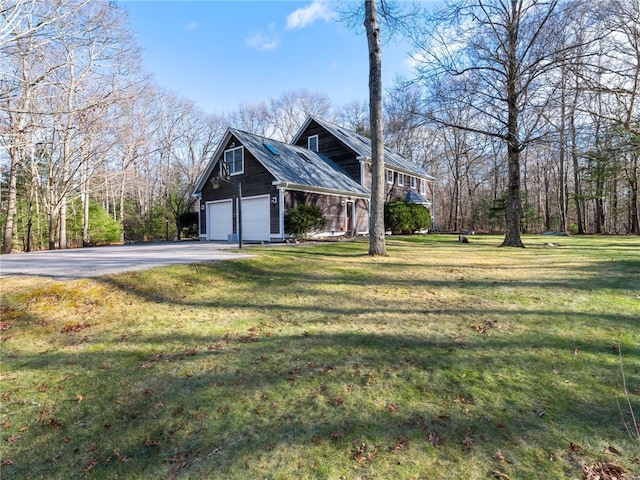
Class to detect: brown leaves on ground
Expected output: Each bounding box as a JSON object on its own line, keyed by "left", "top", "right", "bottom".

{"left": 60, "top": 323, "right": 91, "bottom": 334}
{"left": 428, "top": 432, "right": 445, "bottom": 447}
{"left": 353, "top": 442, "right": 377, "bottom": 464}
{"left": 139, "top": 352, "right": 163, "bottom": 369}
{"left": 491, "top": 468, "right": 511, "bottom": 479}
{"left": 582, "top": 461, "right": 627, "bottom": 480}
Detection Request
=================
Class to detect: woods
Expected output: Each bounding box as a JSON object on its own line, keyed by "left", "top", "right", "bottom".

{"left": 1, "top": 0, "right": 638, "bottom": 253}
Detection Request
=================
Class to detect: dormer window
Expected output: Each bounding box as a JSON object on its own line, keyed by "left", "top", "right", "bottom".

{"left": 308, "top": 135, "right": 318, "bottom": 152}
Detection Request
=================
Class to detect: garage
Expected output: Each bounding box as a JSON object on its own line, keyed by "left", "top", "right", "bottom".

{"left": 241, "top": 195, "right": 270, "bottom": 242}
{"left": 207, "top": 200, "right": 233, "bottom": 241}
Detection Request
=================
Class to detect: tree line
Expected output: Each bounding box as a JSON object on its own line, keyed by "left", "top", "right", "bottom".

{"left": 1, "top": 0, "right": 638, "bottom": 253}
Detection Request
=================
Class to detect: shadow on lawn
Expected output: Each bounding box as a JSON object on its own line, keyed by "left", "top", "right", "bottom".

{"left": 2, "top": 243, "right": 639, "bottom": 479}
{"left": 3, "top": 326, "right": 638, "bottom": 479}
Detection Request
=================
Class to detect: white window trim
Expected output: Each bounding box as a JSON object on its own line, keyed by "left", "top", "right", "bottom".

{"left": 386, "top": 169, "right": 394, "bottom": 184}
{"left": 308, "top": 135, "right": 319, "bottom": 152}
{"left": 410, "top": 176, "right": 416, "bottom": 189}
{"left": 224, "top": 146, "right": 244, "bottom": 176}
{"left": 398, "top": 172, "right": 404, "bottom": 186}
{"left": 420, "top": 178, "right": 426, "bottom": 195}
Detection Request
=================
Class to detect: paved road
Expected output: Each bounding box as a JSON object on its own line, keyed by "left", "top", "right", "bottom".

{"left": 0, "top": 242, "right": 253, "bottom": 280}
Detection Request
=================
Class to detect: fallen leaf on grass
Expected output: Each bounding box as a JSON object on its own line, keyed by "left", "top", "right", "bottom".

{"left": 145, "top": 437, "right": 160, "bottom": 447}
{"left": 569, "top": 442, "right": 582, "bottom": 454}
{"left": 462, "top": 436, "right": 474, "bottom": 449}
{"left": 495, "top": 449, "right": 507, "bottom": 462}
{"left": 1, "top": 458, "right": 14, "bottom": 466}
{"left": 353, "top": 442, "right": 377, "bottom": 463}
{"left": 386, "top": 402, "right": 399, "bottom": 412}
{"left": 492, "top": 468, "right": 510, "bottom": 479}
{"left": 582, "top": 462, "right": 626, "bottom": 480}
{"left": 60, "top": 323, "right": 91, "bottom": 334}
{"left": 429, "top": 432, "right": 445, "bottom": 447}
{"left": 81, "top": 459, "right": 98, "bottom": 473}
{"left": 6, "top": 435, "right": 21, "bottom": 443}
{"left": 76, "top": 394, "right": 83, "bottom": 404}
{"left": 604, "top": 445, "right": 621, "bottom": 456}
{"left": 139, "top": 352, "right": 163, "bottom": 369}
{"left": 389, "top": 436, "right": 408, "bottom": 451}
{"left": 114, "top": 448, "right": 131, "bottom": 463}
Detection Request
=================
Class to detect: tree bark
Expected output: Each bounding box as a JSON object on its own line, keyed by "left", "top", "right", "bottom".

{"left": 365, "top": 0, "right": 387, "bottom": 256}
{"left": 501, "top": 0, "right": 524, "bottom": 247}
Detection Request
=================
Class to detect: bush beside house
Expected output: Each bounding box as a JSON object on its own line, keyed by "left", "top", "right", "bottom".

{"left": 384, "top": 198, "right": 431, "bottom": 234}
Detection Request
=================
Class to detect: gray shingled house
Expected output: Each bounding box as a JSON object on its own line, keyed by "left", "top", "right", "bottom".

{"left": 192, "top": 116, "right": 435, "bottom": 242}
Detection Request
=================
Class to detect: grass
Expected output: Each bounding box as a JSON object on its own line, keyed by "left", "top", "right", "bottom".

{"left": 1, "top": 234, "right": 639, "bottom": 479}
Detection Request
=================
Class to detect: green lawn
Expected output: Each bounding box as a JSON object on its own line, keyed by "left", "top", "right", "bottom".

{"left": 1, "top": 235, "right": 639, "bottom": 479}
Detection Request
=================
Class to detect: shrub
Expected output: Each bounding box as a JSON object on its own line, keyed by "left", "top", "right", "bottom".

{"left": 384, "top": 198, "right": 431, "bottom": 234}
{"left": 286, "top": 204, "right": 326, "bottom": 241}
{"left": 87, "top": 203, "right": 121, "bottom": 244}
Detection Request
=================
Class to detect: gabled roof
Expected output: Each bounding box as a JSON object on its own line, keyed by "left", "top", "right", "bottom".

{"left": 293, "top": 116, "right": 436, "bottom": 181}
{"left": 193, "top": 128, "right": 370, "bottom": 197}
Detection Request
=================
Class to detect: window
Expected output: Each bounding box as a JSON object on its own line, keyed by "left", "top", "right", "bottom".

{"left": 264, "top": 143, "right": 279, "bottom": 155}
{"left": 224, "top": 146, "right": 243, "bottom": 175}
{"left": 398, "top": 173, "right": 404, "bottom": 186}
{"left": 420, "top": 179, "right": 426, "bottom": 195}
{"left": 308, "top": 135, "right": 318, "bottom": 152}
{"left": 386, "top": 169, "right": 394, "bottom": 184}
{"left": 410, "top": 176, "right": 416, "bottom": 189}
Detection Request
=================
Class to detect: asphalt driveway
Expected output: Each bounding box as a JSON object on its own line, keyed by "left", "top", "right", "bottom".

{"left": 0, "top": 242, "right": 253, "bottom": 280}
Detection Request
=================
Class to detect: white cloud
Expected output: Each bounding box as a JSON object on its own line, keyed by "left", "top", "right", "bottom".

{"left": 246, "top": 24, "right": 279, "bottom": 51}
{"left": 286, "top": 0, "right": 335, "bottom": 30}
{"left": 186, "top": 21, "right": 199, "bottom": 31}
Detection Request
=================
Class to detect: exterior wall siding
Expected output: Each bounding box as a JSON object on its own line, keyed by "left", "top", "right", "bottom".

{"left": 294, "top": 121, "right": 362, "bottom": 183}
{"left": 296, "top": 120, "right": 435, "bottom": 209}
{"left": 199, "top": 134, "right": 279, "bottom": 237}
{"left": 284, "top": 191, "right": 368, "bottom": 235}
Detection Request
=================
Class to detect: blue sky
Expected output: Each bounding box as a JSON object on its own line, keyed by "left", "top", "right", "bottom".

{"left": 120, "top": 1, "right": 428, "bottom": 114}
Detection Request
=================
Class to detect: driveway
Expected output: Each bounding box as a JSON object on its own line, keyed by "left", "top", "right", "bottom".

{"left": 0, "top": 242, "right": 253, "bottom": 280}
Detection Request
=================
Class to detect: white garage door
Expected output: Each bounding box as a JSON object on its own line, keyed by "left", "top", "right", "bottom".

{"left": 241, "top": 196, "right": 270, "bottom": 242}
{"left": 207, "top": 200, "right": 233, "bottom": 241}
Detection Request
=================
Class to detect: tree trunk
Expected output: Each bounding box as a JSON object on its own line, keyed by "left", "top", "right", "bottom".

{"left": 3, "top": 148, "right": 18, "bottom": 254}
{"left": 501, "top": 0, "right": 524, "bottom": 248}
{"left": 365, "top": 0, "right": 386, "bottom": 256}
{"left": 629, "top": 154, "right": 639, "bottom": 234}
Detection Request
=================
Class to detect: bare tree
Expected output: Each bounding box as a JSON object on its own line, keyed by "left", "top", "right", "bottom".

{"left": 407, "top": 0, "right": 588, "bottom": 246}
{"left": 267, "top": 89, "right": 333, "bottom": 142}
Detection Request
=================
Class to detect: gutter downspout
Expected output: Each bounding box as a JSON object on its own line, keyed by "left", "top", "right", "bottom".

{"left": 279, "top": 186, "right": 286, "bottom": 241}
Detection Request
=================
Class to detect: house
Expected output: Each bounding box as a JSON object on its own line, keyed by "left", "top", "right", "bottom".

{"left": 192, "top": 116, "right": 435, "bottom": 242}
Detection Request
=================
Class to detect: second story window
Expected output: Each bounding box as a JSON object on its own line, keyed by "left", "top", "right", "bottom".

{"left": 398, "top": 172, "right": 404, "bottom": 186}
{"left": 308, "top": 135, "right": 318, "bottom": 152}
{"left": 386, "top": 169, "right": 394, "bottom": 184}
{"left": 410, "top": 176, "right": 416, "bottom": 189}
{"left": 224, "top": 146, "right": 244, "bottom": 175}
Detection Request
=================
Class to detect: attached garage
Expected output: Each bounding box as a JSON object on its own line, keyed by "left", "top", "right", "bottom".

{"left": 207, "top": 200, "right": 232, "bottom": 241}
{"left": 241, "top": 195, "right": 270, "bottom": 242}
